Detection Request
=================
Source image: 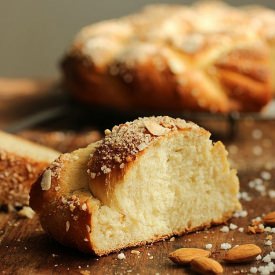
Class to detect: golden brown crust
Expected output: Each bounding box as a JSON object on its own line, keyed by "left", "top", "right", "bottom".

{"left": 30, "top": 116, "right": 240, "bottom": 255}
{"left": 30, "top": 175, "right": 94, "bottom": 253}
{"left": 30, "top": 153, "right": 97, "bottom": 253}
{"left": 62, "top": 2, "right": 274, "bottom": 113}
{"left": 0, "top": 131, "right": 60, "bottom": 206}
{"left": 31, "top": 156, "right": 236, "bottom": 256}
{"left": 0, "top": 150, "right": 50, "bottom": 206}
{"left": 87, "top": 117, "right": 203, "bottom": 202}
{"left": 88, "top": 117, "right": 193, "bottom": 177}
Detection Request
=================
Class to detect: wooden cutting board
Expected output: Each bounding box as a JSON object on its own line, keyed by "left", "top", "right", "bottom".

{"left": 0, "top": 79, "right": 275, "bottom": 274}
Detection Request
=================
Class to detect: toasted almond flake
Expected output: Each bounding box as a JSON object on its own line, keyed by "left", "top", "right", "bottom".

{"left": 175, "top": 118, "right": 187, "bottom": 129}
{"left": 61, "top": 196, "right": 67, "bottom": 204}
{"left": 66, "top": 221, "right": 70, "bottom": 232}
{"left": 81, "top": 203, "right": 87, "bottom": 211}
{"left": 144, "top": 120, "right": 170, "bottom": 136}
{"left": 131, "top": 250, "right": 140, "bottom": 255}
{"left": 169, "top": 237, "right": 175, "bottom": 242}
{"left": 41, "top": 169, "right": 52, "bottom": 191}
{"left": 69, "top": 204, "right": 76, "bottom": 212}
{"left": 18, "top": 206, "right": 35, "bottom": 219}
{"left": 86, "top": 225, "right": 91, "bottom": 233}
{"left": 104, "top": 129, "right": 111, "bottom": 135}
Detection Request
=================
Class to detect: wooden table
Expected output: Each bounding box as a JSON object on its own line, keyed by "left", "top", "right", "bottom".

{"left": 0, "top": 79, "right": 275, "bottom": 274}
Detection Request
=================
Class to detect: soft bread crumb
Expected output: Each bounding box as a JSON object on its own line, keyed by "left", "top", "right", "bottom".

{"left": 205, "top": 244, "right": 213, "bottom": 250}
{"left": 220, "top": 226, "right": 230, "bottom": 233}
{"left": 220, "top": 243, "right": 232, "bottom": 250}
{"left": 256, "top": 255, "right": 262, "bottom": 261}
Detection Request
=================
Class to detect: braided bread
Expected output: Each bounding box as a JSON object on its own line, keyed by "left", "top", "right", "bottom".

{"left": 30, "top": 116, "right": 240, "bottom": 255}
{"left": 62, "top": 1, "right": 275, "bottom": 113}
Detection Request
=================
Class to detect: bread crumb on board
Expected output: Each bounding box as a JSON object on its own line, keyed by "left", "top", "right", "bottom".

{"left": 117, "top": 252, "right": 126, "bottom": 260}
{"left": 18, "top": 206, "right": 35, "bottom": 219}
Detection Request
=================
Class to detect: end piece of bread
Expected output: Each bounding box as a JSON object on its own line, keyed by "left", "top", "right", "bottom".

{"left": 0, "top": 131, "right": 60, "bottom": 206}
{"left": 30, "top": 116, "right": 240, "bottom": 255}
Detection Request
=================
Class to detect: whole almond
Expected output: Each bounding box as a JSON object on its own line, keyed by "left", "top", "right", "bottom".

{"left": 191, "top": 257, "right": 223, "bottom": 274}
{"left": 223, "top": 244, "right": 262, "bottom": 263}
{"left": 263, "top": 211, "right": 275, "bottom": 226}
{"left": 169, "top": 248, "right": 210, "bottom": 265}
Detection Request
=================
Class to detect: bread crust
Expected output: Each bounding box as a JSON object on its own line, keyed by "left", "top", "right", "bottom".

{"left": 0, "top": 150, "right": 50, "bottom": 206}
{"left": 62, "top": 2, "right": 274, "bottom": 113}
{"left": 0, "top": 132, "right": 60, "bottom": 206}
{"left": 30, "top": 117, "right": 240, "bottom": 255}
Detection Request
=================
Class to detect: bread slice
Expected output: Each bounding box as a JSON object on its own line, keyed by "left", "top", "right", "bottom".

{"left": 30, "top": 116, "right": 241, "bottom": 255}
{"left": 0, "top": 131, "right": 60, "bottom": 206}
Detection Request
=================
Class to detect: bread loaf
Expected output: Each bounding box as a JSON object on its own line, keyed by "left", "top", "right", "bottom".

{"left": 0, "top": 131, "right": 59, "bottom": 206}
{"left": 62, "top": 2, "right": 275, "bottom": 113}
{"left": 30, "top": 116, "right": 240, "bottom": 255}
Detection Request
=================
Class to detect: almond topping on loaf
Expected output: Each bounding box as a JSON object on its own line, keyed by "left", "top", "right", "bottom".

{"left": 30, "top": 116, "right": 240, "bottom": 256}
{"left": 40, "top": 169, "right": 52, "bottom": 191}
{"left": 87, "top": 116, "right": 197, "bottom": 178}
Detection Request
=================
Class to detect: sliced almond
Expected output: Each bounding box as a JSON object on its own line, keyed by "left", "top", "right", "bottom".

{"left": 175, "top": 118, "right": 187, "bottom": 129}
{"left": 263, "top": 211, "right": 275, "bottom": 226}
{"left": 41, "top": 169, "right": 52, "bottom": 191}
{"left": 191, "top": 257, "right": 223, "bottom": 274}
{"left": 223, "top": 244, "right": 261, "bottom": 263}
{"left": 169, "top": 248, "right": 210, "bottom": 265}
{"left": 144, "top": 120, "right": 170, "bottom": 136}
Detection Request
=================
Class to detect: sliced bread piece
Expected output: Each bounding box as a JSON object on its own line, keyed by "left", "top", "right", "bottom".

{"left": 30, "top": 116, "right": 240, "bottom": 255}
{"left": 0, "top": 131, "right": 60, "bottom": 206}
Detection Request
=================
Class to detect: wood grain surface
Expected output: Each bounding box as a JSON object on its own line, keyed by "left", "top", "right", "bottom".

{"left": 0, "top": 79, "right": 275, "bottom": 274}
